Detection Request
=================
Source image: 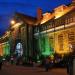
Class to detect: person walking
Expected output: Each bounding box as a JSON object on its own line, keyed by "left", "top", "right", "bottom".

{"left": 44, "top": 57, "right": 50, "bottom": 72}
{"left": 67, "top": 44, "right": 75, "bottom": 75}
{"left": 0, "top": 56, "right": 3, "bottom": 70}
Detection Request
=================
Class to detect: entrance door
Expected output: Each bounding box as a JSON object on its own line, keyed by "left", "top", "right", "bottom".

{"left": 15, "top": 42, "right": 23, "bottom": 57}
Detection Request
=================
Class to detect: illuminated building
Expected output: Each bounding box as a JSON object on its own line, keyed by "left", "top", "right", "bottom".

{"left": 34, "top": 5, "right": 75, "bottom": 61}
{"left": 0, "top": 36, "right": 10, "bottom": 56}
{"left": 9, "top": 13, "right": 37, "bottom": 62}
{"left": 9, "top": 4, "right": 75, "bottom": 63}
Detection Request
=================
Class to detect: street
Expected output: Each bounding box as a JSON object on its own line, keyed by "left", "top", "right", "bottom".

{"left": 0, "top": 63, "right": 68, "bottom": 75}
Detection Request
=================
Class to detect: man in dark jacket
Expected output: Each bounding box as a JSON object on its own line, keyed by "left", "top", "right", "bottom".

{"left": 0, "top": 56, "right": 3, "bottom": 70}
{"left": 67, "top": 44, "right": 75, "bottom": 75}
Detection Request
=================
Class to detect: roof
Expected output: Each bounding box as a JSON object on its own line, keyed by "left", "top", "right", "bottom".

{"left": 15, "top": 13, "right": 37, "bottom": 25}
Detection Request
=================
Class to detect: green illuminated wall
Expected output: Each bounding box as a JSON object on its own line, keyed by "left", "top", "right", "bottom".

{"left": 5, "top": 43, "right": 10, "bottom": 55}
{"left": 3, "top": 42, "right": 10, "bottom": 56}
{"left": 38, "top": 34, "right": 54, "bottom": 56}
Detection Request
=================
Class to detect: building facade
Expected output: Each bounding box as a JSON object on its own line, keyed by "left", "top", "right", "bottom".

{"left": 9, "top": 4, "right": 75, "bottom": 63}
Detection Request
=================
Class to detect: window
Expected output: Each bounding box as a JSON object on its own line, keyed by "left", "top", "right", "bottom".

{"left": 58, "top": 34, "right": 64, "bottom": 51}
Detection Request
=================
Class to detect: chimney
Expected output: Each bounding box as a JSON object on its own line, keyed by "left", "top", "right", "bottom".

{"left": 37, "top": 8, "right": 42, "bottom": 24}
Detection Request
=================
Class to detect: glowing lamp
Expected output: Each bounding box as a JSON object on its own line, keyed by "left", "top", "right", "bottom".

{"left": 11, "top": 20, "right": 15, "bottom": 25}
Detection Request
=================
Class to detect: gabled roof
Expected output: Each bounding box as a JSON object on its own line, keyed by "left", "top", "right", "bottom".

{"left": 15, "top": 13, "right": 37, "bottom": 25}
{"left": 15, "top": 5, "right": 75, "bottom": 26}
{"left": 40, "top": 12, "right": 54, "bottom": 24}
{"left": 54, "top": 5, "right": 75, "bottom": 19}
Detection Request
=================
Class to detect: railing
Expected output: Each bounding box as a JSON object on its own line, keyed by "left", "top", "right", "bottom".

{"left": 34, "top": 10, "right": 75, "bottom": 35}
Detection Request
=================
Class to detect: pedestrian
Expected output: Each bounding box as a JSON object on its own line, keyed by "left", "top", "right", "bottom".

{"left": 33, "top": 61, "right": 36, "bottom": 70}
{"left": 67, "top": 44, "right": 75, "bottom": 75}
{"left": 67, "top": 54, "right": 73, "bottom": 75}
{"left": 0, "top": 56, "right": 3, "bottom": 70}
{"left": 44, "top": 57, "right": 50, "bottom": 72}
{"left": 10, "top": 56, "right": 14, "bottom": 64}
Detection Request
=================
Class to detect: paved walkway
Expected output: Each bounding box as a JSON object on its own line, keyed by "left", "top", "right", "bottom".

{"left": 0, "top": 63, "right": 68, "bottom": 75}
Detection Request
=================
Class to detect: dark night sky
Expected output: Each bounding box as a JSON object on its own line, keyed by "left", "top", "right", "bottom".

{"left": 0, "top": 0, "right": 72, "bottom": 36}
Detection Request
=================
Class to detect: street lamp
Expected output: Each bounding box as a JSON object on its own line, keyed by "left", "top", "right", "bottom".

{"left": 11, "top": 20, "right": 16, "bottom": 25}
{"left": 10, "top": 19, "right": 23, "bottom": 28}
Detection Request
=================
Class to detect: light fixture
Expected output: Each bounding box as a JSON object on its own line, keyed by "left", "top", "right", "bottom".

{"left": 11, "top": 20, "right": 16, "bottom": 25}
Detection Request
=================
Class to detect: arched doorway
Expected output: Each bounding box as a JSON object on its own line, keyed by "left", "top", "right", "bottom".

{"left": 15, "top": 42, "right": 23, "bottom": 57}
